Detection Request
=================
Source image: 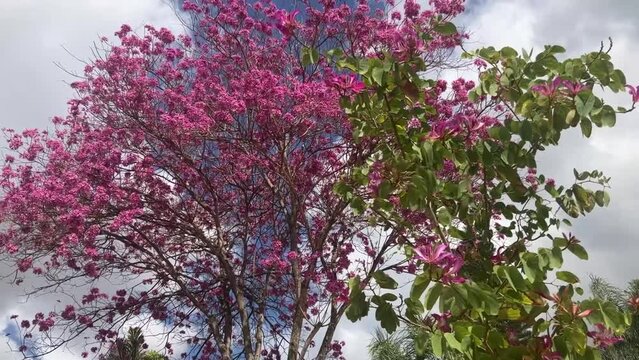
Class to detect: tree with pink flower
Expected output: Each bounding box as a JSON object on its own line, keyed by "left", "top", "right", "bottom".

{"left": 1, "top": 0, "right": 637, "bottom": 359}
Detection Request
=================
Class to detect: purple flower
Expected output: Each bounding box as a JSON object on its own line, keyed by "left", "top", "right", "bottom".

{"left": 440, "top": 256, "right": 465, "bottom": 284}
{"left": 531, "top": 76, "right": 563, "bottom": 97}
{"left": 413, "top": 243, "right": 450, "bottom": 264}
{"left": 414, "top": 244, "right": 465, "bottom": 284}
{"left": 627, "top": 85, "right": 639, "bottom": 103}
{"left": 407, "top": 117, "right": 422, "bottom": 129}
{"left": 588, "top": 323, "right": 623, "bottom": 349}
{"left": 330, "top": 74, "right": 366, "bottom": 94}
{"left": 562, "top": 80, "right": 588, "bottom": 96}
{"left": 275, "top": 10, "right": 299, "bottom": 37}
{"left": 431, "top": 311, "right": 452, "bottom": 332}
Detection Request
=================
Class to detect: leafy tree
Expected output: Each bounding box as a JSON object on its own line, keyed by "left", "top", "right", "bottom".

{"left": 369, "top": 327, "right": 416, "bottom": 360}
{"left": 0, "top": 0, "right": 637, "bottom": 359}
{"left": 590, "top": 276, "right": 639, "bottom": 359}
{"left": 332, "top": 2, "right": 637, "bottom": 360}
{"left": 101, "top": 327, "right": 155, "bottom": 360}
{"left": 369, "top": 327, "right": 463, "bottom": 360}
{"left": 142, "top": 352, "right": 168, "bottom": 360}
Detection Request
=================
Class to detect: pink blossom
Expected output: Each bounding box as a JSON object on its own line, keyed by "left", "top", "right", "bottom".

{"left": 562, "top": 80, "right": 589, "bottom": 95}
{"left": 531, "top": 76, "right": 563, "bottom": 97}
{"left": 330, "top": 74, "right": 366, "bottom": 94}
{"left": 275, "top": 10, "right": 299, "bottom": 37}
{"left": 407, "top": 117, "right": 422, "bottom": 129}
{"left": 414, "top": 243, "right": 450, "bottom": 264}
{"left": 588, "top": 323, "right": 623, "bottom": 349}
{"left": 627, "top": 85, "right": 639, "bottom": 103}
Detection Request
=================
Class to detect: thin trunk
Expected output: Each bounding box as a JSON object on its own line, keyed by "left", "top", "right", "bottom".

{"left": 316, "top": 304, "right": 345, "bottom": 360}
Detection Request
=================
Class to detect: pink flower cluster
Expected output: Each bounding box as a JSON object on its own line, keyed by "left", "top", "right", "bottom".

{"left": 413, "top": 243, "right": 464, "bottom": 284}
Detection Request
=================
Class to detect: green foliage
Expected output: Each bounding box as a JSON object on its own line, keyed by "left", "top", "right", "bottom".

{"left": 590, "top": 276, "right": 639, "bottom": 360}
{"left": 333, "top": 32, "right": 634, "bottom": 360}
{"left": 369, "top": 327, "right": 464, "bottom": 360}
{"left": 142, "top": 351, "right": 168, "bottom": 360}
{"left": 102, "top": 328, "right": 167, "bottom": 360}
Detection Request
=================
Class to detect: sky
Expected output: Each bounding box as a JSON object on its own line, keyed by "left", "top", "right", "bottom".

{"left": 0, "top": 0, "right": 638, "bottom": 359}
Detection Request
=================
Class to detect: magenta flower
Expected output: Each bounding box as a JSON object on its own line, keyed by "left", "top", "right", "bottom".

{"left": 407, "top": 117, "right": 422, "bottom": 129}
{"left": 414, "top": 244, "right": 465, "bottom": 284}
{"left": 531, "top": 76, "right": 563, "bottom": 97}
{"left": 413, "top": 243, "right": 450, "bottom": 264}
{"left": 431, "top": 311, "right": 452, "bottom": 332}
{"left": 562, "top": 80, "right": 588, "bottom": 96}
{"left": 627, "top": 85, "right": 639, "bottom": 103}
{"left": 330, "top": 74, "right": 366, "bottom": 94}
{"left": 275, "top": 10, "right": 299, "bottom": 37}
{"left": 588, "top": 323, "right": 623, "bottom": 349}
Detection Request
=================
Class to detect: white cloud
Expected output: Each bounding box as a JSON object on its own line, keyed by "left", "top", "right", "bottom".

{"left": 0, "top": 0, "right": 183, "bottom": 132}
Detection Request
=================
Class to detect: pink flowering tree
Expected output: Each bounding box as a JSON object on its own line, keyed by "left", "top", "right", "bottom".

{"left": 0, "top": 1, "right": 467, "bottom": 359}
{"left": 0, "top": 0, "right": 637, "bottom": 360}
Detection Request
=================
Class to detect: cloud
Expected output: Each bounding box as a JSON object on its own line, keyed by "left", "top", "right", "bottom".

{"left": 0, "top": 0, "right": 183, "bottom": 132}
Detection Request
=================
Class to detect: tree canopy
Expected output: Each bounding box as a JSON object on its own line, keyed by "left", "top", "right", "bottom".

{"left": 0, "top": 0, "right": 637, "bottom": 359}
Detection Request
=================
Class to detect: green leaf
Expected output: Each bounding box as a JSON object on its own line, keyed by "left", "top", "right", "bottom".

{"left": 444, "top": 333, "right": 462, "bottom": 352}
{"left": 488, "top": 83, "right": 499, "bottom": 96}
{"left": 573, "top": 184, "right": 596, "bottom": 212}
{"left": 595, "top": 190, "right": 610, "bottom": 207}
{"left": 301, "top": 47, "right": 320, "bottom": 66}
{"left": 575, "top": 94, "right": 596, "bottom": 117}
{"left": 405, "top": 297, "right": 424, "bottom": 320}
{"left": 414, "top": 331, "right": 430, "bottom": 356}
{"left": 589, "top": 59, "right": 611, "bottom": 83}
{"left": 345, "top": 277, "right": 369, "bottom": 321}
{"left": 546, "top": 246, "right": 564, "bottom": 269}
{"left": 597, "top": 105, "right": 616, "bottom": 127}
{"left": 500, "top": 46, "right": 518, "bottom": 58}
{"left": 564, "top": 328, "right": 588, "bottom": 355}
{"left": 371, "top": 67, "right": 384, "bottom": 86}
{"left": 565, "top": 109, "right": 577, "bottom": 126}
{"left": 424, "top": 283, "right": 443, "bottom": 310}
{"left": 487, "top": 330, "right": 507, "bottom": 349}
{"left": 410, "top": 273, "right": 431, "bottom": 300}
{"left": 499, "top": 266, "right": 529, "bottom": 291}
{"left": 521, "top": 253, "right": 543, "bottom": 283}
{"left": 498, "top": 306, "right": 522, "bottom": 320}
{"left": 431, "top": 332, "right": 444, "bottom": 357}
{"left": 549, "top": 45, "right": 566, "bottom": 54}
{"left": 381, "top": 293, "right": 398, "bottom": 302}
{"left": 434, "top": 22, "right": 457, "bottom": 35}
{"left": 520, "top": 120, "right": 533, "bottom": 141}
{"left": 556, "top": 271, "right": 580, "bottom": 284}
{"left": 376, "top": 301, "right": 399, "bottom": 333}
{"left": 488, "top": 126, "right": 511, "bottom": 141}
{"left": 573, "top": 169, "right": 591, "bottom": 181}
{"left": 436, "top": 207, "right": 453, "bottom": 226}
{"left": 580, "top": 118, "right": 592, "bottom": 138}
{"left": 373, "top": 271, "right": 398, "bottom": 289}
{"left": 567, "top": 243, "right": 589, "bottom": 260}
